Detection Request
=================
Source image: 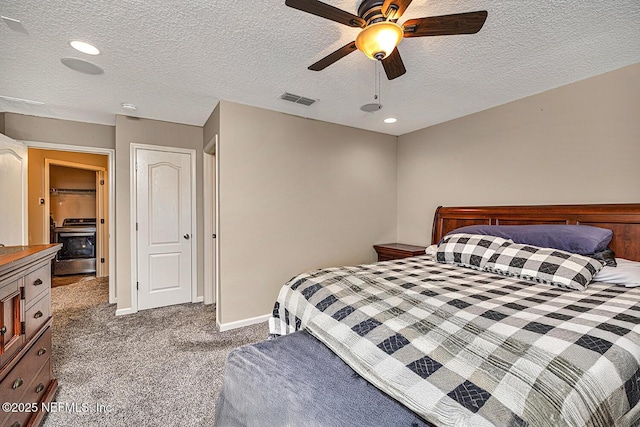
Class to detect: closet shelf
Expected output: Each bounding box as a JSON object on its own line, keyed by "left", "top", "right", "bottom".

{"left": 50, "top": 188, "right": 96, "bottom": 195}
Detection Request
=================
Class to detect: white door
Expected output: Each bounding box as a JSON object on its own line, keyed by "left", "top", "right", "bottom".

{"left": 0, "top": 134, "right": 27, "bottom": 246}
{"left": 136, "top": 148, "right": 193, "bottom": 310}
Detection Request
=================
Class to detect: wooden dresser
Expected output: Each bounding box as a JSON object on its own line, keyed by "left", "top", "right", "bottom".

{"left": 0, "top": 245, "right": 60, "bottom": 427}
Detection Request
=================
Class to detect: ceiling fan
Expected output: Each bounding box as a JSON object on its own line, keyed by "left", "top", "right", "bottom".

{"left": 285, "top": 0, "right": 488, "bottom": 80}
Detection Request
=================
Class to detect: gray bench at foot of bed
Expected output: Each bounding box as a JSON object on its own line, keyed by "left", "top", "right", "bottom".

{"left": 215, "top": 330, "right": 432, "bottom": 427}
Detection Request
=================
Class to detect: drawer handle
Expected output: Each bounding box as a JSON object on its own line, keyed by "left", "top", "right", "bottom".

{"left": 0, "top": 326, "right": 6, "bottom": 335}
{"left": 34, "top": 311, "right": 43, "bottom": 319}
{"left": 12, "top": 377, "right": 24, "bottom": 389}
{"left": 34, "top": 278, "right": 43, "bottom": 286}
{"left": 38, "top": 347, "right": 47, "bottom": 356}
{"left": 36, "top": 383, "right": 45, "bottom": 393}
{"left": 11, "top": 422, "right": 20, "bottom": 427}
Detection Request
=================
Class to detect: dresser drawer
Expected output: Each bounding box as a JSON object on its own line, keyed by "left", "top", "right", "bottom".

{"left": 0, "top": 328, "right": 51, "bottom": 401}
{"left": 22, "top": 357, "right": 51, "bottom": 404}
{"left": 1, "top": 353, "right": 31, "bottom": 405}
{"left": 25, "top": 294, "right": 51, "bottom": 342}
{"left": 2, "top": 409, "right": 31, "bottom": 427}
{"left": 0, "top": 277, "right": 20, "bottom": 300}
{"left": 29, "top": 328, "right": 52, "bottom": 367}
{"left": 23, "top": 263, "right": 50, "bottom": 304}
{"left": 1, "top": 358, "right": 51, "bottom": 427}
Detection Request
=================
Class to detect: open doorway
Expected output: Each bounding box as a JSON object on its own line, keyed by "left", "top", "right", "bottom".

{"left": 46, "top": 161, "right": 106, "bottom": 280}
{"left": 25, "top": 142, "right": 115, "bottom": 304}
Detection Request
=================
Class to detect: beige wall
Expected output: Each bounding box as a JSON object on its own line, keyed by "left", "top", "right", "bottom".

{"left": 49, "top": 165, "right": 97, "bottom": 226}
{"left": 397, "top": 63, "right": 640, "bottom": 245}
{"left": 216, "top": 101, "right": 397, "bottom": 324}
{"left": 4, "top": 113, "right": 114, "bottom": 149}
{"left": 115, "top": 115, "right": 204, "bottom": 312}
{"left": 50, "top": 165, "right": 97, "bottom": 190}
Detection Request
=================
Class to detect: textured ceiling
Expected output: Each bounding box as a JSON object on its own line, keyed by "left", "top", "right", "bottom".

{"left": 1, "top": 1, "right": 639, "bottom": 136}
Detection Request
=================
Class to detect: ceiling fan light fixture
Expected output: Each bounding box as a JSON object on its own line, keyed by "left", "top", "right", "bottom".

{"left": 355, "top": 21, "right": 403, "bottom": 60}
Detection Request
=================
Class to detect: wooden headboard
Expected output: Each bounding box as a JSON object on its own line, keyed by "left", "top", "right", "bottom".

{"left": 432, "top": 204, "right": 640, "bottom": 262}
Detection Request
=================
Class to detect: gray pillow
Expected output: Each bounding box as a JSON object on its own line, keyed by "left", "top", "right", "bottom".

{"left": 588, "top": 247, "right": 617, "bottom": 267}
{"left": 445, "top": 224, "right": 612, "bottom": 255}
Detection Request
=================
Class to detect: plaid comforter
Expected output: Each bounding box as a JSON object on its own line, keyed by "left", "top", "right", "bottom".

{"left": 269, "top": 255, "right": 640, "bottom": 427}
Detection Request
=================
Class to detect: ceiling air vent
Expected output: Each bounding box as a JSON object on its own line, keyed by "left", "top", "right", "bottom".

{"left": 280, "top": 92, "right": 316, "bottom": 106}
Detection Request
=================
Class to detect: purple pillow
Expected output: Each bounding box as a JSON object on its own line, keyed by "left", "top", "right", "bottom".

{"left": 444, "top": 224, "right": 612, "bottom": 255}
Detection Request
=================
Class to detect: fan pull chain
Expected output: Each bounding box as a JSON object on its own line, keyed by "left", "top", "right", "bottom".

{"left": 373, "top": 61, "right": 378, "bottom": 102}
{"left": 377, "top": 60, "right": 382, "bottom": 107}
{"left": 373, "top": 60, "right": 381, "bottom": 108}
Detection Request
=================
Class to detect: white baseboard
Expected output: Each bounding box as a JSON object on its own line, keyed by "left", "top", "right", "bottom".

{"left": 217, "top": 313, "right": 271, "bottom": 332}
{"left": 116, "top": 297, "right": 204, "bottom": 316}
{"left": 115, "top": 307, "right": 136, "bottom": 316}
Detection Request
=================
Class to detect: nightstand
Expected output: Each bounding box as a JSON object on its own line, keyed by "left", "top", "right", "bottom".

{"left": 373, "top": 243, "right": 428, "bottom": 262}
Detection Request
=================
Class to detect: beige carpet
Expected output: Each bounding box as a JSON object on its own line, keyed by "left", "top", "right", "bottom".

{"left": 44, "top": 277, "right": 268, "bottom": 426}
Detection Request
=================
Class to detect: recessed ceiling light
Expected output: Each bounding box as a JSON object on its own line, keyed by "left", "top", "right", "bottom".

{"left": 1, "top": 16, "right": 28, "bottom": 34}
{"left": 121, "top": 103, "right": 137, "bottom": 111}
{"left": 384, "top": 117, "right": 397, "bottom": 124}
{"left": 70, "top": 40, "right": 100, "bottom": 55}
{"left": 60, "top": 57, "right": 104, "bottom": 75}
{"left": 361, "top": 103, "right": 382, "bottom": 113}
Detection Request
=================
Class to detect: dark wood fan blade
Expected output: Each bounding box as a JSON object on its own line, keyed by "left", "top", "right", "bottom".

{"left": 381, "top": 0, "right": 413, "bottom": 20}
{"left": 285, "top": 0, "right": 365, "bottom": 28}
{"left": 308, "top": 41, "right": 358, "bottom": 71}
{"left": 403, "top": 11, "right": 488, "bottom": 37}
{"left": 381, "top": 48, "right": 406, "bottom": 80}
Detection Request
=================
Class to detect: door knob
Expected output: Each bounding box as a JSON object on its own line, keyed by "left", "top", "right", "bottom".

{"left": 183, "top": 234, "right": 190, "bottom": 240}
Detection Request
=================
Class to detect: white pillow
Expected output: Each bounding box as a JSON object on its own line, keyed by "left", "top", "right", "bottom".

{"left": 592, "top": 258, "right": 640, "bottom": 287}
{"left": 425, "top": 245, "right": 437, "bottom": 256}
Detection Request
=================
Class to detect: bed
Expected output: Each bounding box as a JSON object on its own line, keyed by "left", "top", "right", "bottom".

{"left": 215, "top": 203, "right": 640, "bottom": 427}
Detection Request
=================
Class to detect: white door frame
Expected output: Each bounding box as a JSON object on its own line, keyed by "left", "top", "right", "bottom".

{"left": 203, "top": 150, "right": 215, "bottom": 305}
{"left": 130, "top": 143, "right": 197, "bottom": 314}
{"left": 215, "top": 137, "right": 220, "bottom": 319}
{"left": 96, "top": 169, "right": 106, "bottom": 277}
{"left": 24, "top": 141, "right": 116, "bottom": 304}
{"left": 203, "top": 134, "right": 219, "bottom": 316}
{"left": 203, "top": 134, "right": 218, "bottom": 306}
{"left": 44, "top": 158, "right": 106, "bottom": 277}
